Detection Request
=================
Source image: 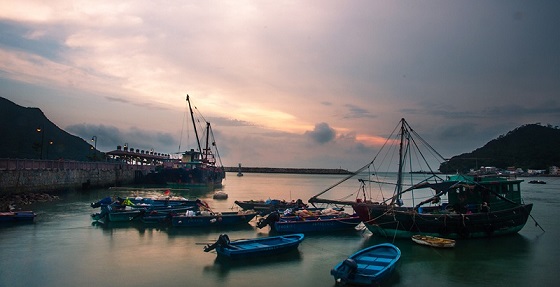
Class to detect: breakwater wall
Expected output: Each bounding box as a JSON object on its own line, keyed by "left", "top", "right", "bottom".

{"left": 224, "top": 166, "right": 353, "bottom": 174}
{"left": 0, "top": 159, "right": 154, "bottom": 194}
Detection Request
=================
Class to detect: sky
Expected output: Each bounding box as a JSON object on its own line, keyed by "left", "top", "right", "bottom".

{"left": 0, "top": 1, "right": 559, "bottom": 171}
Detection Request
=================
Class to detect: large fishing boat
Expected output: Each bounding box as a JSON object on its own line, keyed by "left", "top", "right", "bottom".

{"left": 310, "top": 118, "right": 536, "bottom": 239}
{"left": 157, "top": 95, "right": 225, "bottom": 189}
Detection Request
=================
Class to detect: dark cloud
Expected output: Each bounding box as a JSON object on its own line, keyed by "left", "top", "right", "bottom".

{"left": 305, "top": 122, "right": 336, "bottom": 144}
{"left": 65, "top": 123, "right": 178, "bottom": 154}
{"left": 344, "top": 104, "right": 376, "bottom": 119}
{"left": 105, "top": 97, "right": 130, "bottom": 104}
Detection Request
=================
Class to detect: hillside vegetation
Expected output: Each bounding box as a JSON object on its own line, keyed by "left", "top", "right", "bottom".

{"left": 0, "top": 97, "right": 103, "bottom": 161}
{"left": 439, "top": 123, "right": 560, "bottom": 173}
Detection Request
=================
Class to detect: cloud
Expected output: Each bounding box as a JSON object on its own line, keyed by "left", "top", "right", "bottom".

{"left": 65, "top": 123, "right": 177, "bottom": 154}
{"left": 305, "top": 122, "right": 336, "bottom": 144}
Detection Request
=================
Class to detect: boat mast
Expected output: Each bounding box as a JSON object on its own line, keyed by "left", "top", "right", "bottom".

{"left": 392, "top": 118, "right": 406, "bottom": 205}
{"left": 204, "top": 122, "right": 211, "bottom": 161}
{"left": 186, "top": 95, "right": 202, "bottom": 153}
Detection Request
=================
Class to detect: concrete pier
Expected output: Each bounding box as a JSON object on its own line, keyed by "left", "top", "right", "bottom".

{"left": 0, "top": 159, "right": 154, "bottom": 194}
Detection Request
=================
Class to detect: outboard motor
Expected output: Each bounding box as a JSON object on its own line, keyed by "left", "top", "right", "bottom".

{"left": 91, "top": 197, "right": 112, "bottom": 208}
{"left": 340, "top": 258, "right": 358, "bottom": 280}
{"left": 203, "top": 234, "right": 231, "bottom": 252}
{"left": 256, "top": 211, "right": 281, "bottom": 229}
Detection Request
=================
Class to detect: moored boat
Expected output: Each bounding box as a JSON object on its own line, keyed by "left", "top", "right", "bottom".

{"left": 257, "top": 209, "right": 361, "bottom": 233}
{"left": 203, "top": 233, "right": 304, "bottom": 259}
{"left": 90, "top": 196, "right": 198, "bottom": 223}
{"left": 235, "top": 199, "right": 307, "bottom": 214}
{"left": 310, "top": 118, "right": 537, "bottom": 239}
{"left": 0, "top": 210, "right": 36, "bottom": 223}
{"left": 411, "top": 235, "right": 455, "bottom": 248}
{"left": 158, "top": 95, "right": 225, "bottom": 189}
{"left": 331, "top": 243, "right": 401, "bottom": 286}
{"left": 171, "top": 210, "right": 257, "bottom": 227}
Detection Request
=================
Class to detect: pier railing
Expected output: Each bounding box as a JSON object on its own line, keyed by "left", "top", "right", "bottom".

{"left": 0, "top": 158, "right": 156, "bottom": 171}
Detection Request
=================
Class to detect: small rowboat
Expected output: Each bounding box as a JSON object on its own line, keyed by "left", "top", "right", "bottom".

{"left": 411, "top": 235, "right": 455, "bottom": 248}
{"left": 331, "top": 243, "right": 401, "bottom": 286}
{"left": 203, "top": 233, "right": 305, "bottom": 259}
{"left": 0, "top": 211, "right": 36, "bottom": 223}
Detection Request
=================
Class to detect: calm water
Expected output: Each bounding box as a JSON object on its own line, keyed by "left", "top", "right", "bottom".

{"left": 0, "top": 173, "right": 558, "bottom": 287}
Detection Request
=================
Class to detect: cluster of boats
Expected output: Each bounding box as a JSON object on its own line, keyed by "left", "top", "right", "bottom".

{"left": 86, "top": 117, "right": 543, "bottom": 286}
{"left": 90, "top": 195, "right": 257, "bottom": 227}
{"left": 5, "top": 115, "right": 541, "bottom": 286}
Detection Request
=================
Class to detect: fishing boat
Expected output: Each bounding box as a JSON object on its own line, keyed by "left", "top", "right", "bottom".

{"left": 235, "top": 199, "right": 307, "bottom": 214}
{"left": 331, "top": 243, "right": 401, "bottom": 286}
{"left": 0, "top": 210, "right": 36, "bottom": 223}
{"left": 310, "top": 118, "right": 536, "bottom": 239}
{"left": 203, "top": 233, "right": 304, "bottom": 259}
{"left": 256, "top": 209, "right": 362, "bottom": 233}
{"left": 91, "top": 193, "right": 200, "bottom": 209}
{"left": 171, "top": 210, "right": 257, "bottom": 227}
{"left": 90, "top": 197, "right": 197, "bottom": 223}
{"left": 411, "top": 235, "right": 455, "bottom": 248}
{"left": 154, "top": 95, "right": 226, "bottom": 189}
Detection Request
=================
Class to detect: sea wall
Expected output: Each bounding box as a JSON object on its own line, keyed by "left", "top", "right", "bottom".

{"left": 0, "top": 159, "right": 154, "bottom": 194}
{"left": 223, "top": 166, "right": 353, "bottom": 174}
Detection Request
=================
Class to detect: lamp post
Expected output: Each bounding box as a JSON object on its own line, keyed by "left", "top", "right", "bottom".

{"left": 46, "top": 140, "right": 53, "bottom": 159}
{"left": 36, "top": 127, "right": 44, "bottom": 159}
{"left": 91, "top": 136, "right": 97, "bottom": 161}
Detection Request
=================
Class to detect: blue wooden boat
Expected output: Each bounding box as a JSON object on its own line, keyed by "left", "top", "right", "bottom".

{"left": 91, "top": 196, "right": 200, "bottom": 209}
{"left": 91, "top": 202, "right": 195, "bottom": 223}
{"left": 171, "top": 211, "right": 257, "bottom": 227}
{"left": 203, "top": 233, "right": 304, "bottom": 259}
{"left": 331, "top": 243, "right": 401, "bottom": 286}
{"left": 256, "top": 210, "right": 362, "bottom": 233}
{"left": 0, "top": 211, "right": 36, "bottom": 223}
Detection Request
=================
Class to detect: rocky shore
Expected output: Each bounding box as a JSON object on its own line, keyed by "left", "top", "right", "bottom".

{"left": 1, "top": 192, "right": 60, "bottom": 211}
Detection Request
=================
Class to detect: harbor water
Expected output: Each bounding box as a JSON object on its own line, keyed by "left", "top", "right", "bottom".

{"left": 0, "top": 173, "right": 558, "bottom": 287}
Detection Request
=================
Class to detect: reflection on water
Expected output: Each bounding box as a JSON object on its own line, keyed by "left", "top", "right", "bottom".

{"left": 203, "top": 249, "right": 303, "bottom": 278}
{"left": 0, "top": 173, "right": 557, "bottom": 287}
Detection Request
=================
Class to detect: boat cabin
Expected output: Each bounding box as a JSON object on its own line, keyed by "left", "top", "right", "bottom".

{"left": 445, "top": 174, "right": 524, "bottom": 213}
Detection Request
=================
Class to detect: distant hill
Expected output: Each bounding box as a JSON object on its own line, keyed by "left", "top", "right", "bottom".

{"left": 0, "top": 97, "right": 103, "bottom": 161}
{"left": 439, "top": 123, "right": 560, "bottom": 173}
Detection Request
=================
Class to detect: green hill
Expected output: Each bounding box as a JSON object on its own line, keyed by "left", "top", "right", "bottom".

{"left": 0, "top": 97, "right": 103, "bottom": 161}
{"left": 439, "top": 123, "right": 560, "bottom": 173}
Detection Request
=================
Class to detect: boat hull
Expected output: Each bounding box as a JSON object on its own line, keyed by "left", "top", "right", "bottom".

{"left": 0, "top": 211, "right": 36, "bottom": 223}
{"left": 273, "top": 215, "right": 362, "bottom": 233}
{"left": 215, "top": 234, "right": 304, "bottom": 259}
{"left": 234, "top": 200, "right": 303, "bottom": 213}
{"left": 331, "top": 243, "right": 401, "bottom": 286}
{"left": 411, "top": 235, "right": 455, "bottom": 248}
{"left": 353, "top": 203, "right": 533, "bottom": 239}
{"left": 171, "top": 212, "right": 257, "bottom": 227}
{"left": 107, "top": 209, "right": 144, "bottom": 222}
